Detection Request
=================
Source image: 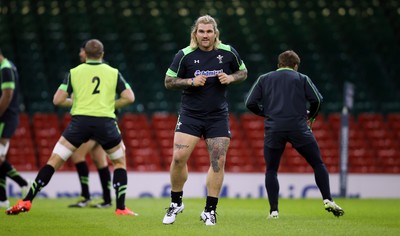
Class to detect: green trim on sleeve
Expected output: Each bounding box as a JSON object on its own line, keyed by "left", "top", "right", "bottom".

{"left": 166, "top": 68, "right": 178, "bottom": 77}
{"left": 239, "top": 62, "right": 247, "bottom": 70}
{"left": 217, "top": 43, "right": 231, "bottom": 51}
{"left": 182, "top": 46, "right": 195, "bottom": 55}
{"left": 58, "top": 84, "right": 68, "bottom": 91}
{"left": 0, "top": 122, "right": 4, "bottom": 136}
{"left": 0, "top": 59, "right": 12, "bottom": 69}
{"left": 1, "top": 81, "right": 15, "bottom": 89}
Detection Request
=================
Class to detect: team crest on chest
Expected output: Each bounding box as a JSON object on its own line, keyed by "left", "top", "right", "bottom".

{"left": 217, "top": 55, "right": 223, "bottom": 64}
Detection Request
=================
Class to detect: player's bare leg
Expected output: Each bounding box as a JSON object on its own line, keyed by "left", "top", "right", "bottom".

{"left": 163, "top": 133, "right": 199, "bottom": 224}
{"left": 200, "top": 137, "right": 229, "bottom": 225}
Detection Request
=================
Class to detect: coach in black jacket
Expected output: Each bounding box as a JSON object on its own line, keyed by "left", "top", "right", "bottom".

{"left": 245, "top": 50, "right": 344, "bottom": 219}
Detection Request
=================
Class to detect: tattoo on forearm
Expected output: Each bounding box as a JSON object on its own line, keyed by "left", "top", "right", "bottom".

{"left": 206, "top": 138, "right": 230, "bottom": 172}
{"left": 165, "top": 76, "right": 190, "bottom": 90}
{"left": 175, "top": 143, "right": 189, "bottom": 150}
{"left": 231, "top": 70, "right": 247, "bottom": 83}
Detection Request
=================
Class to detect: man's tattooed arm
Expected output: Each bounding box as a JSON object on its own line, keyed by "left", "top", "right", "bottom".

{"left": 165, "top": 75, "right": 192, "bottom": 90}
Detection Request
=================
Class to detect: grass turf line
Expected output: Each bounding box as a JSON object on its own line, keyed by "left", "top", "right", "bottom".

{"left": 1, "top": 198, "right": 400, "bottom": 236}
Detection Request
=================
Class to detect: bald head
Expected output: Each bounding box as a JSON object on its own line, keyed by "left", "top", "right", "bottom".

{"left": 84, "top": 39, "right": 104, "bottom": 60}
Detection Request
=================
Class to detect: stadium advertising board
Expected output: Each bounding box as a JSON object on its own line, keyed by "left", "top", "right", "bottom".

{"left": 6, "top": 172, "right": 400, "bottom": 199}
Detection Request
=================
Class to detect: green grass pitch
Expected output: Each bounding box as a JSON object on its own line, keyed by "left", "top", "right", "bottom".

{"left": 1, "top": 198, "right": 400, "bottom": 236}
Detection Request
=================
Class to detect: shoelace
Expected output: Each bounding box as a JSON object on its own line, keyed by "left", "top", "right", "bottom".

{"left": 209, "top": 214, "right": 216, "bottom": 224}
{"left": 165, "top": 206, "right": 178, "bottom": 216}
{"left": 205, "top": 211, "right": 218, "bottom": 223}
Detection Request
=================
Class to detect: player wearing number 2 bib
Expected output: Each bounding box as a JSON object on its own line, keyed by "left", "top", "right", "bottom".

{"left": 64, "top": 60, "right": 128, "bottom": 118}
{"left": 6, "top": 39, "right": 137, "bottom": 216}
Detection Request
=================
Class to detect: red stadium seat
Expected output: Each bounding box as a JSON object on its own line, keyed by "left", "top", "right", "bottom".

{"left": 7, "top": 112, "right": 37, "bottom": 170}
{"left": 387, "top": 113, "right": 400, "bottom": 140}
{"left": 61, "top": 113, "right": 71, "bottom": 130}
{"left": 312, "top": 128, "right": 330, "bottom": 139}
{"left": 120, "top": 113, "right": 150, "bottom": 130}
{"left": 357, "top": 112, "right": 384, "bottom": 124}
{"left": 128, "top": 148, "right": 163, "bottom": 171}
{"left": 151, "top": 113, "right": 177, "bottom": 130}
{"left": 387, "top": 113, "right": 400, "bottom": 123}
{"left": 310, "top": 113, "right": 326, "bottom": 129}
{"left": 32, "top": 112, "right": 60, "bottom": 129}
{"left": 229, "top": 113, "right": 241, "bottom": 131}
{"left": 226, "top": 148, "right": 255, "bottom": 172}
{"left": 193, "top": 155, "right": 210, "bottom": 172}
{"left": 119, "top": 113, "right": 163, "bottom": 171}
{"left": 240, "top": 113, "right": 264, "bottom": 130}
{"left": 348, "top": 138, "right": 369, "bottom": 149}
{"left": 31, "top": 113, "right": 61, "bottom": 168}
{"left": 348, "top": 147, "right": 379, "bottom": 173}
{"left": 327, "top": 112, "right": 355, "bottom": 131}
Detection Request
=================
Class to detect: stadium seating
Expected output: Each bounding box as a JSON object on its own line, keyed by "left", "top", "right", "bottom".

{"left": 226, "top": 113, "right": 255, "bottom": 172}
{"left": 33, "top": 113, "right": 74, "bottom": 170}
{"left": 120, "top": 113, "right": 162, "bottom": 171}
{"left": 191, "top": 140, "right": 209, "bottom": 172}
{"left": 8, "top": 113, "right": 37, "bottom": 171}
{"left": 151, "top": 113, "right": 178, "bottom": 170}
{"left": 2, "top": 1, "right": 399, "bottom": 174}
{"left": 387, "top": 113, "right": 400, "bottom": 140}
{"left": 3, "top": 111, "right": 400, "bottom": 174}
{"left": 3, "top": 0, "right": 398, "bottom": 115}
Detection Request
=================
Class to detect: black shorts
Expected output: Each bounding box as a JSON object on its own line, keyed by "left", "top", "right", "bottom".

{"left": 175, "top": 114, "right": 231, "bottom": 139}
{"left": 0, "top": 115, "right": 19, "bottom": 138}
{"left": 265, "top": 129, "right": 316, "bottom": 149}
{"left": 62, "top": 115, "right": 121, "bottom": 150}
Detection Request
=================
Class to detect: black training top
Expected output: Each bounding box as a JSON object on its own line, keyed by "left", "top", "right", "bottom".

{"left": 0, "top": 58, "right": 20, "bottom": 119}
{"left": 166, "top": 43, "right": 246, "bottom": 118}
{"left": 245, "top": 68, "right": 323, "bottom": 132}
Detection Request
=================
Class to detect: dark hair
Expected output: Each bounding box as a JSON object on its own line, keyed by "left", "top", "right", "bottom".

{"left": 84, "top": 39, "right": 104, "bottom": 59}
{"left": 80, "top": 40, "right": 88, "bottom": 49}
{"left": 278, "top": 50, "right": 300, "bottom": 69}
{"left": 0, "top": 48, "right": 2, "bottom": 55}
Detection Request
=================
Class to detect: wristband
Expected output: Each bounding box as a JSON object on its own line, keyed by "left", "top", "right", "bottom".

{"left": 191, "top": 78, "right": 194, "bottom": 86}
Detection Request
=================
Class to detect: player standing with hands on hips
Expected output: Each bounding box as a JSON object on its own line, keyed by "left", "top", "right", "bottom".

{"left": 6, "top": 39, "right": 137, "bottom": 216}
{"left": 162, "top": 15, "right": 247, "bottom": 226}
{"left": 245, "top": 50, "right": 344, "bottom": 219}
